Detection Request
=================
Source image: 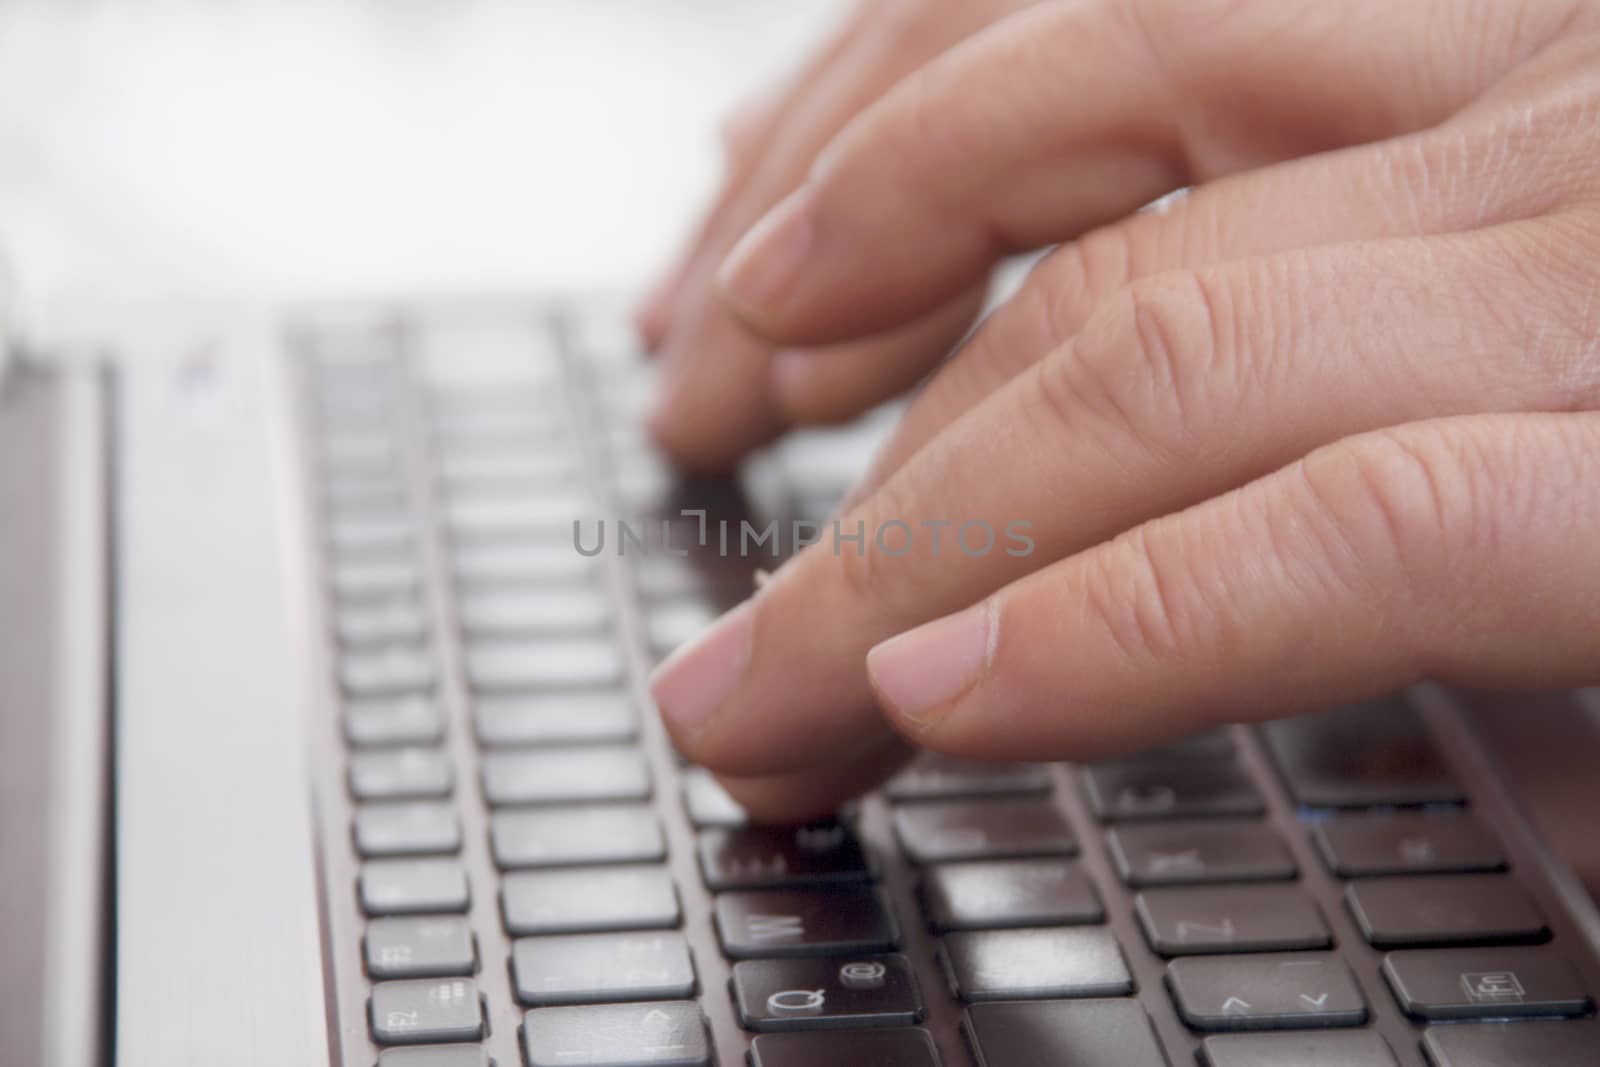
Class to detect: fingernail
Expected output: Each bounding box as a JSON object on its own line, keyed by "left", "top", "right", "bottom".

{"left": 718, "top": 187, "right": 814, "bottom": 313}
{"left": 867, "top": 601, "right": 995, "bottom": 729}
{"left": 649, "top": 598, "right": 756, "bottom": 733}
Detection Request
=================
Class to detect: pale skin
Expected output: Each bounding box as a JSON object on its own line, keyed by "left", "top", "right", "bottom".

{"left": 641, "top": 0, "right": 1600, "bottom": 822}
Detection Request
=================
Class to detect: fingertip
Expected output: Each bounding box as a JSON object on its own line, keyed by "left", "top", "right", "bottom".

{"left": 866, "top": 601, "right": 995, "bottom": 736}
{"left": 716, "top": 186, "right": 816, "bottom": 333}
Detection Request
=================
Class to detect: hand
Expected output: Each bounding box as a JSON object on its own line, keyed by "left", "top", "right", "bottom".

{"left": 640, "top": 0, "right": 1036, "bottom": 472}
{"left": 649, "top": 0, "right": 1600, "bottom": 822}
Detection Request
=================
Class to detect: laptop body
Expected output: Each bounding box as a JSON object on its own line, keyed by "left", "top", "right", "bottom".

{"left": 7, "top": 297, "right": 1600, "bottom": 1067}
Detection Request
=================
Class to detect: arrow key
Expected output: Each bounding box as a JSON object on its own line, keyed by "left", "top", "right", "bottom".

{"left": 1167, "top": 953, "right": 1367, "bottom": 1031}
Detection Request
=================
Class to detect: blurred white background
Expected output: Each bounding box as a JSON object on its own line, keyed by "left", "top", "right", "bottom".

{"left": 0, "top": 0, "right": 845, "bottom": 338}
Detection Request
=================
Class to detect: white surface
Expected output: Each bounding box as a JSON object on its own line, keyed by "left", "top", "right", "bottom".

{"left": 0, "top": 0, "right": 846, "bottom": 339}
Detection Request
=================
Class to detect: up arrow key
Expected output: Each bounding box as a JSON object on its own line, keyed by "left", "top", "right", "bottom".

{"left": 1220, "top": 996, "right": 1251, "bottom": 1014}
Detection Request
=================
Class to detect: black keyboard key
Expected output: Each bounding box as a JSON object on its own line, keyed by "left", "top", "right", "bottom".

{"left": 884, "top": 755, "right": 1053, "bottom": 802}
{"left": 1382, "top": 947, "right": 1593, "bottom": 1020}
{"left": 1200, "top": 1032, "right": 1400, "bottom": 1067}
{"left": 941, "top": 928, "right": 1132, "bottom": 1001}
{"left": 365, "top": 916, "right": 476, "bottom": 979}
{"left": 481, "top": 746, "right": 651, "bottom": 806}
{"left": 355, "top": 803, "right": 462, "bottom": 858}
{"left": 731, "top": 954, "right": 922, "bottom": 1031}
{"left": 1345, "top": 875, "right": 1547, "bottom": 947}
{"left": 512, "top": 932, "right": 697, "bottom": 1005}
{"left": 1137, "top": 885, "right": 1332, "bottom": 955}
{"left": 503, "top": 866, "right": 680, "bottom": 935}
{"left": 748, "top": 1029, "right": 941, "bottom": 1067}
{"left": 1313, "top": 814, "right": 1505, "bottom": 877}
{"left": 377, "top": 1047, "right": 490, "bottom": 1067}
{"left": 963, "top": 999, "right": 1166, "bottom": 1067}
{"left": 369, "top": 977, "right": 483, "bottom": 1045}
{"left": 1421, "top": 1019, "right": 1600, "bottom": 1067}
{"left": 1113, "top": 728, "right": 1237, "bottom": 762}
{"left": 1262, "top": 697, "right": 1464, "bottom": 808}
{"left": 345, "top": 695, "right": 445, "bottom": 747}
{"left": 1108, "top": 821, "right": 1296, "bottom": 886}
{"left": 1082, "top": 759, "right": 1264, "bottom": 821}
{"left": 492, "top": 805, "right": 665, "bottom": 868}
{"left": 349, "top": 747, "right": 454, "bottom": 801}
{"left": 698, "top": 823, "right": 872, "bottom": 890}
{"left": 360, "top": 859, "right": 470, "bottom": 916}
{"left": 893, "top": 799, "right": 1076, "bottom": 863}
{"left": 474, "top": 691, "right": 638, "bottom": 747}
{"left": 523, "top": 1001, "right": 710, "bottom": 1067}
{"left": 1166, "top": 953, "right": 1367, "bottom": 1030}
{"left": 715, "top": 887, "right": 898, "bottom": 959}
{"left": 681, "top": 768, "right": 748, "bottom": 828}
{"left": 920, "top": 859, "right": 1102, "bottom": 932}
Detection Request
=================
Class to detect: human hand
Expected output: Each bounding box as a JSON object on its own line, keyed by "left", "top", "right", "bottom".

{"left": 640, "top": 0, "right": 1036, "bottom": 472}
{"left": 649, "top": 0, "right": 1600, "bottom": 821}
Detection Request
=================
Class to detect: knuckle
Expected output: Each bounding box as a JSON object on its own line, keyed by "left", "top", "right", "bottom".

{"left": 1040, "top": 227, "right": 1140, "bottom": 344}
{"left": 1045, "top": 272, "right": 1232, "bottom": 460}
{"left": 1083, "top": 519, "right": 1208, "bottom": 665}
{"left": 1294, "top": 428, "right": 1484, "bottom": 599}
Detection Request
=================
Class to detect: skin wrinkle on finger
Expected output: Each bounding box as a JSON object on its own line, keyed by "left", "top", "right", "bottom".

{"left": 890, "top": 414, "right": 1600, "bottom": 760}
{"left": 850, "top": 86, "right": 1600, "bottom": 500}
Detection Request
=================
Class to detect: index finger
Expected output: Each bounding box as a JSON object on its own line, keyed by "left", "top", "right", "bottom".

{"left": 715, "top": 0, "right": 1578, "bottom": 344}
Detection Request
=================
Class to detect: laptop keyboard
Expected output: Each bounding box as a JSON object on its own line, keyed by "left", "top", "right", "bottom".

{"left": 295, "top": 305, "right": 1600, "bottom": 1067}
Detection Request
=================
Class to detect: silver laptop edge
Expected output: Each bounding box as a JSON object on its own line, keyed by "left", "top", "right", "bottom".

{"left": 115, "top": 322, "right": 331, "bottom": 1066}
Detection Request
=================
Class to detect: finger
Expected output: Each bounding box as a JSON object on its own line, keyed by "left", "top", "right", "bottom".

{"left": 653, "top": 0, "right": 1032, "bottom": 469}
{"left": 771, "top": 283, "right": 986, "bottom": 426}
{"left": 849, "top": 96, "right": 1592, "bottom": 497}
{"left": 716, "top": 0, "right": 1583, "bottom": 343}
{"left": 632, "top": 1, "right": 882, "bottom": 350}
{"left": 716, "top": 736, "right": 914, "bottom": 826}
{"left": 652, "top": 217, "right": 1600, "bottom": 775}
{"left": 867, "top": 413, "right": 1600, "bottom": 759}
